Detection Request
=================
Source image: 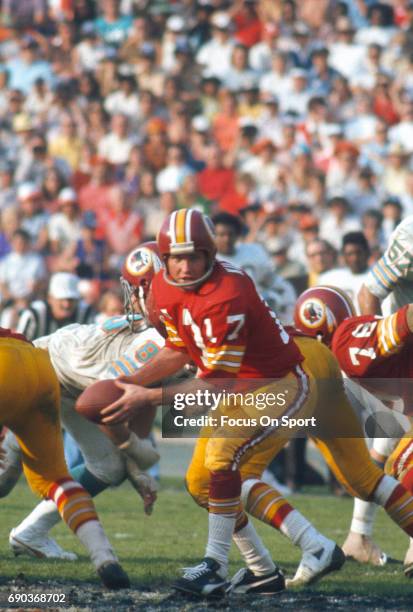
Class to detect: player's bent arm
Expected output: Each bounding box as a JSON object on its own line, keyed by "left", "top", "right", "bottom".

{"left": 120, "top": 346, "right": 191, "bottom": 387}
{"left": 358, "top": 284, "right": 382, "bottom": 315}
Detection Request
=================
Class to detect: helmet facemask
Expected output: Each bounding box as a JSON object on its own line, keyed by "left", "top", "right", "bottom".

{"left": 120, "top": 276, "right": 148, "bottom": 332}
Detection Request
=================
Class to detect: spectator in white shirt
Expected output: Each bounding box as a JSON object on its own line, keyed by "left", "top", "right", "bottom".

{"left": 348, "top": 166, "right": 382, "bottom": 216}
{"left": 318, "top": 231, "right": 370, "bottom": 313}
{"left": 223, "top": 44, "right": 258, "bottom": 92}
{"left": 326, "top": 141, "right": 360, "bottom": 198}
{"left": 249, "top": 22, "right": 278, "bottom": 74}
{"left": 319, "top": 196, "right": 361, "bottom": 251}
{"left": 156, "top": 144, "right": 193, "bottom": 193}
{"left": 241, "top": 139, "right": 279, "bottom": 200}
{"left": 354, "top": 4, "right": 397, "bottom": 48}
{"left": 196, "top": 11, "right": 235, "bottom": 78}
{"left": 388, "top": 97, "right": 413, "bottom": 152}
{"left": 48, "top": 187, "right": 82, "bottom": 255}
{"left": 259, "top": 50, "right": 291, "bottom": 99}
{"left": 104, "top": 74, "right": 139, "bottom": 119}
{"left": 257, "top": 94, "right": 282, "bottom": 145}
{"left": 98, "top": 113, "right": 135, "bottom": 165}
{"left": 344, "top": 94, "right": 378, "bottom": 144}
{"left": 382, "top": 143, "right": 410, "bottom": 197}
{"left": 279, "top": 68, "right": 312, "bottom": 117}
{"left": 329, "top": 16, "right": 365, "bottom": 80}
{"left": 0, "top": 228, "right": 47, "bottom": 323}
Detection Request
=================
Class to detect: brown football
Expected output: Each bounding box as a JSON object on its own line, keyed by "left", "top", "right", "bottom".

{"left": 75, "top": 379, "right": 123, "bottom": 424}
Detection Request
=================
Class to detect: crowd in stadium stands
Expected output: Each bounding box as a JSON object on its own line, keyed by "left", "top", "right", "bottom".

{"left": 0, "top": 0, "right": 411, "bottom": 329}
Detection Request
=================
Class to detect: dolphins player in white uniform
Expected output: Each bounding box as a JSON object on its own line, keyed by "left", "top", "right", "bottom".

{"left": 0, "top": 243, "right": 165, "bottom": 559}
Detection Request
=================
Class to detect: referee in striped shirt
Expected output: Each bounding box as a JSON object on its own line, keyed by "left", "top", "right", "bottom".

{"left": 16, "top": 272, "right": 95, "bottom": 340}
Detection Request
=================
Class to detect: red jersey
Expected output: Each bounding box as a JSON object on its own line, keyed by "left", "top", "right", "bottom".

{"left": 332, "top": 305, "right": 413, "bottom": 378}
{"left": 331, "top": 305, "right": 413, "bottom": 408}
{"left": 151, "top": 261, "right": 303, "bottom": 380}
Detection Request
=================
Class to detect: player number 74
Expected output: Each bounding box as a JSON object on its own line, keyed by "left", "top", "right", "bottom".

{"left": 349, "top": 346, "right": 376, "bottom": 366}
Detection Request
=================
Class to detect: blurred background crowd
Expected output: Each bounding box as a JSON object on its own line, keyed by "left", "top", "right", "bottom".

{"left": 0, "top": 0, "right": 411, "bottom": 329}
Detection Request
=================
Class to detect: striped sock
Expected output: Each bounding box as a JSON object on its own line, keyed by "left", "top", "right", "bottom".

{"left": 48, "top": 477, "right": 116, "bottom": 568}
{"left": 206, "top": 470, "right": 241, "bottom": 574}
{"left": 375, "top": 476, "right": 413, "bottom": 537}
{"left": 48, "top": 477, "right": 98, "bottom": 533}
{"left": 243, "top": 480, "right": 327, "bottom": 552}
{"left": 243, "top": 480, "right": 294, "bottom": 528}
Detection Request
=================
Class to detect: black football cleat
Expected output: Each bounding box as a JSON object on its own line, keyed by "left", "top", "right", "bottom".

{"left": 173, "top": 557, "right": 228, "bottom": 598}
{"left": 97, "top": 561, "right": 131, "bottom": 589}
{"left": 227, "top": 566, "right": 285, "bottom": 595}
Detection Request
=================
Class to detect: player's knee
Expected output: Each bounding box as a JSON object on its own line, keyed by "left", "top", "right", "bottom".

{"left": 350, "top": 467, "right": 383, "bottom": 501}
{"left": 185, "top": 471, "right": 209, "bottom": 509}
{"left": 204, "top": 453, "right": 232, "bottom": 473}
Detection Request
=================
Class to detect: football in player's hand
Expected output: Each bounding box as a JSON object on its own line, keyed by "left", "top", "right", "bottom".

{"left": 75, "top": 379, "right": 123, "bottom": 424}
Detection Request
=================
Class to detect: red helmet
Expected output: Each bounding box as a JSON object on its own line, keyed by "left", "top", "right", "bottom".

{"left": 120, "top": 241, "right": 163, "bottom": 331}
{"left": 157, "top": 208, "right": 216, "bottom": 288}
{"left": 294, "top": 286, "right": 355, "bottom": 345}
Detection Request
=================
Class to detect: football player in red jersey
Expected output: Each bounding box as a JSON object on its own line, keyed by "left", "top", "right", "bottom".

{"left": 294, "top": 286, "right": 413, "bottom": 574}
{"left": 101, "top": 210, "right": 413, "bottom": 596}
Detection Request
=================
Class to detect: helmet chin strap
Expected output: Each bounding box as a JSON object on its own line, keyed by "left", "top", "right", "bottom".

{"left": 162, "top": 261, "right": 215, "bottom": 289}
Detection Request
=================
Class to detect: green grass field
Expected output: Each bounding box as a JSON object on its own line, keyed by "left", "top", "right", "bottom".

{"left": 0, "top": 478, "right": 413, "bottom": 609}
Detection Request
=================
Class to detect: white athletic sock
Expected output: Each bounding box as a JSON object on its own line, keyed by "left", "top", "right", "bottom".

{"left": 372, "top": 475, "right": 398, "bottom": 506}
{"left": 76, "top": 520, "right": 117, "bottom": 569}
{"left": 350, "top": 498, "right": 378, "bottom": 537}
{"left": 205, "top": 514, "right": 235, "bottom": 577}
{"left": 279, "top": 510, "right": 326, "bottom": 553}
{"left": 233, "top": 520, "right": 275, "bottom": 576}
{"left": 14, "top": 500, "right": 60, "bottom": 537}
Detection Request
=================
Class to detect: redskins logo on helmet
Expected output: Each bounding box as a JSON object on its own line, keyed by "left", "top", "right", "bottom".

{"left": 157, "top": 208, "right": 217, "bottom": 288}
{"left": 120, "top": 242, "right": 163, "bottom": 331}
{"left": 294, "top": 286, "right": 355, "bottom": 345}
{"left": 299, "top": 298, "right": 326, "bottom": 328}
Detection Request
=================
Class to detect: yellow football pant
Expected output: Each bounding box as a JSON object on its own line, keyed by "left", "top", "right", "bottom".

{"left": 186, "top": 337, "right": 383, "bottom": 505}
{"left": 0, "top": 337, "right": 69, "bottom": 498}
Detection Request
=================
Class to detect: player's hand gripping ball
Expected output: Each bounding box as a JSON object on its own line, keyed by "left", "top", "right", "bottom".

{"left": 75, "top": 379, "right": 123, "bottom": 424}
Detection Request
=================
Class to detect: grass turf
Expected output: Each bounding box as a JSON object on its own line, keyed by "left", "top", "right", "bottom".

{"left": 0, "top": 478, "right": 412, "bottom": 599}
